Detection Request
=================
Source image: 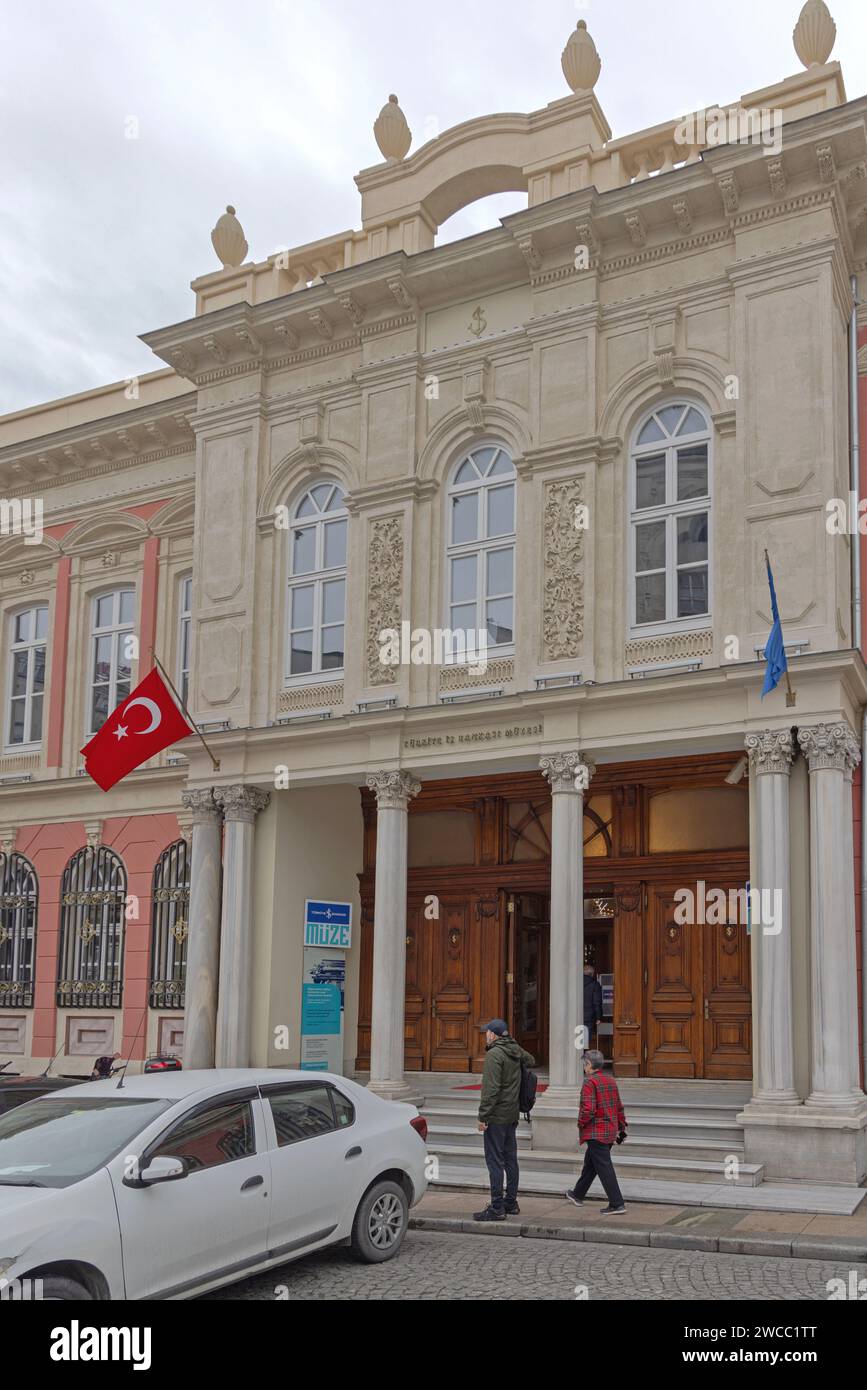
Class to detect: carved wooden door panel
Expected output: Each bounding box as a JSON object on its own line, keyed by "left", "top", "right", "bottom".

{"left": 403, "top": 900, "right": 430, "bottom": 1072}
{"left": 645, "top": 882, "right": 752, "bottom": 1078}
{"left": 645, "top": 884, "right": 703, "bottom": 1077}
{"left": 702, "top": 882, "right": 752, "bottom": 1080}
{"left": 427, "top": 895, "right": 474, "bottom": 1072}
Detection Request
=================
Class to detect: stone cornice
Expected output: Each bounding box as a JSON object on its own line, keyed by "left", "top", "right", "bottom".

{"left": 343, "top": 476, "right": 438, "bottom": 515}
{"left": 515, "top": 435, "right": 620, "bottom": 479}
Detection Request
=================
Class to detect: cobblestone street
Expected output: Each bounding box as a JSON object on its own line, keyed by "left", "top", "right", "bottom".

{"left": 202, "top": 1230, "right": 867, "bottom": 1301}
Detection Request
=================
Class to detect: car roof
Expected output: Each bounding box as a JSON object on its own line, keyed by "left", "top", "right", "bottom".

{"left": 40, "top": 1068, "right": 357, "bottom": 1103}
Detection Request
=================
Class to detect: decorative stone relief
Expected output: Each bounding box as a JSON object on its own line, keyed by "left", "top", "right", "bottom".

{"left": 798, "top": 722, "right": 861, "bottom": 775}
{"left": 180, "top": 788, "right": 221, "bottom": 826}
{"left": 366, "top": 769, "right": 421, "bottom": 810}
{"left": 625, "top": 630, "right": 713, "bottom": 665}
{"left": 214, "top": 784, "right": 270, "bottom": 823}
{"left": 793, "top": 0, "right": 836, "bottom": 69}
{"left": 19, "top": 570, "right": 35, "bottom": 586}
{"left": 816, "top": 143, "right": 836, "bottom": 183}
{"left": 278, "top": 682, "right": 344, "bottom": 713}
{"left": 745, "top": 729, "right": 795, "bottom": 777}
{"left": 542, "top": 478, "right": 584, "bottom": 661}
{"left": 540, "top": 751, "right": 595, "bottom": 794}
{"left": 717, "top": 171, "right": 740, "bottom": 214}
{"left": 439, "top": 658, "right": 514, "bottom": 692}
{"left": 366, "top": 515, "right": 403, "bottom": 686}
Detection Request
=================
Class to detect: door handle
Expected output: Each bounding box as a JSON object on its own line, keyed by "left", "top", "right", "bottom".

{"left": 345, "top": 1145, "right": 362, "bottom": 1159}
{"left": 241, "top": 1174, "right": 264, "bottom": 1191}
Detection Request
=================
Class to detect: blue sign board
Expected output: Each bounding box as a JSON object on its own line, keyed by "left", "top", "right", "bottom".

{"left": 304, "top": 899, "right": 352, "bottom": 949}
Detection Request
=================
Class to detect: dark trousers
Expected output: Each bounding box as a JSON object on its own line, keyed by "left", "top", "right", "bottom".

{"left": 570, "top": 1137, "right": 625, "bottom": 1207}
{"left": 483, "top": 1121, "right": 519, "bottom": 1210}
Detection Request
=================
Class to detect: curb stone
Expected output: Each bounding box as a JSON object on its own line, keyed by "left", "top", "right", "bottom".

{"left": 408, "top": 1215, "right": 867, "bottom": 1263}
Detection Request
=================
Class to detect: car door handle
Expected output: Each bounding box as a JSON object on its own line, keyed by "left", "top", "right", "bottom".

{"left": 345, "top": 1146, "right": 362, "bottom": 1159}
{"left": 240, "top": 1174, "right": 265, "bottom": 1191}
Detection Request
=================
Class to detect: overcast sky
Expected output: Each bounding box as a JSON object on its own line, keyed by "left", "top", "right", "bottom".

{"left": 2, "top": 0, "right": 866, "bottom": 416}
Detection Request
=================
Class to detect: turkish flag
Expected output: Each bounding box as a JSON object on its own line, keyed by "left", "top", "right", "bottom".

{"left": 81, "top": 667, "right": 194, "bottom": 792}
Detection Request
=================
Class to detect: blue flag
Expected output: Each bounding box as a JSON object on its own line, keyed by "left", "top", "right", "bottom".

{"left": 761, "top": 552, "right": 787, "bottom": 698}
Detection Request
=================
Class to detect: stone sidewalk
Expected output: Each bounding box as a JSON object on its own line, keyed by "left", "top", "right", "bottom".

{"left": 410, "top": 1189, "right": 867, "bottom": 1263}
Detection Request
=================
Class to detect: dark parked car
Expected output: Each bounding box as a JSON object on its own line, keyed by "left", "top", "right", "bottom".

{"left": 0, "top": 1073, "right": 82, "bottom": 1115}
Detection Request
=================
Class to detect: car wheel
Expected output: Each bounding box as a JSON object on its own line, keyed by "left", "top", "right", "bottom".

{"left": 349, "top": 1179, "right": 408, "bottom": 1263}
{"left": 39, "top": 1276, "right": 93, "bottom": 1301}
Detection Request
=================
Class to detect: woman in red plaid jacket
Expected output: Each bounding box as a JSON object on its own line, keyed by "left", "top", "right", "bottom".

{"left": 565, "top": 1049, "right": 627, "bottom": 1214}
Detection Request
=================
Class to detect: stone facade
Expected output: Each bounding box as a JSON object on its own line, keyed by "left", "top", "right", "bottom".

{"left": 1, "top": 10, "right": 867, "bottom": 1180}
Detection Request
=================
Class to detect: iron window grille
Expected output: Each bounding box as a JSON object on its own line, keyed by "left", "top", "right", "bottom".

{"left": 0, "top": 852, "right": 38, "bottom": 1008}
{"left": 57, "top": 845, "right": 126, "bottom": 1008}
{"left": 149, "top": 838, "right": 190, "bottom": 1010}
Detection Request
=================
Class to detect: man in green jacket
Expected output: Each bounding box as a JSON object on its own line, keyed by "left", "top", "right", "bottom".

{"left": 474, "top": 1019, "right": 535, "bottom": 1222}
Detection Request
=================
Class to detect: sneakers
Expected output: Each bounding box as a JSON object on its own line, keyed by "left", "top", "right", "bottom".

{"left": 504, "top": 1201, "right": 520, "bottom": 1216}
{"left": 564, "top": 1190, "right": 584, "bottom": 1207}
{"left": 473, "top": 1205, "right": 506, "bottom": 1222}
{"left": 601, "top": 1204, "right": 627, "bottom": 1215}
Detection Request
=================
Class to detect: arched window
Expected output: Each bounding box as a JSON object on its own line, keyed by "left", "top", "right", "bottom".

{"left": 630, "top": 403, "right": 711, "bottom": 634}
{"left": 0, "top": 852, "right": 38, "bottom": 1007}
{"left": 89, "top": 588, "right": 135, "bottom": 733}
{"left": 446, "top": 444, "right": 516, "bottom": 654}
{"left": 286, "top": 483, "right": 347, "bottom": 678}
{"left": 149, "top": 839, "right": 190, "bottom": 1010}
{"left": 57, "top": 846, "right": 126, "bottom": 1008}
{"left": 7, "top": 605, "right": 48, "bottom": 747}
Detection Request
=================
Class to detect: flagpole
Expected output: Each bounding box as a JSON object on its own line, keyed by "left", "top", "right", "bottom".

{"left": 763, "top": 549, "right": 796, "bottom": 708}
{"left": 149, "top": 649, "right": 221, "bottom": 772}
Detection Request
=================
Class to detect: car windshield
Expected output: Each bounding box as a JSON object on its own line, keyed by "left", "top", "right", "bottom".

{"left": 0, "top": 1096, "right": 172, "bottom": 1189}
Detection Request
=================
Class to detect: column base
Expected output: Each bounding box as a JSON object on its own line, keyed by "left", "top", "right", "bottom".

{"left": 749, "top": 1089, "right": 802, "bottom": 1110}
{"left": 739, "top": 1099, "right": 867, "bottom": 1183}
{"left": 367, "top": 1078, "right": 424, "bottom": 1106}
{"left": 531, "top": 1084, "right": 581, "bottom": 1151}
{"left": 804, "top": 1089, "right": 867, "bottom": 1112}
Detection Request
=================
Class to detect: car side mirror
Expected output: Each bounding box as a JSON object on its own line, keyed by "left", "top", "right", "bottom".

{"left": 124, "top": 1155, "right": 188, "bottom": 1188}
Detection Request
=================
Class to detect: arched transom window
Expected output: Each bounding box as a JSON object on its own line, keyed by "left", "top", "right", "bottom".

{"left": 630, "top": 403, "right": 711, "bottom": 633}
{"left": 447, "top": 444, "right": 515, "bottom": 652}
{"left": 287, "top": 483, "right": 347, "bottom": 678}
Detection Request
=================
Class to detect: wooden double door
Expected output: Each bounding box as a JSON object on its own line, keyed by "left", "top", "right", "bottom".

{"left": 642, "top": 882, "right": 752, "bottom": 1079}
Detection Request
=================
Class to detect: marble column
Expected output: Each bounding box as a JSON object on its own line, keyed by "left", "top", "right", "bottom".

{"left": 367, "top": 769, "right": 420, "bottom": 1101}
{"left": 538, "top": 750, "right": 594, "bottom": 1104}
{"left": 744, "top": 729, "right": 800, "bottom": 1107}
{"left": 798, "top": 723, "right": 865, "bottom": 1110}
{"left": 214, "top": 784, "right": 270, "bottom": 1069}
{"left": 181, "top": 789, "right": 223, "bottom": 1070}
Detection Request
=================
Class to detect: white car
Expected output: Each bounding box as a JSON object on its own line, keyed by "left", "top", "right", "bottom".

{"left": 0, "top": 1068, "right": 428, "bottom": 1300}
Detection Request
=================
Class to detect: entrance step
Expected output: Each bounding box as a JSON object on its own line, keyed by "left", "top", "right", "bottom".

{"left": 428, "top": 1142, "right": 763, "bottom": 1186}
{"left": 426, "top": 1123, "right": 532, "bottom": 1150}
{"left": 430, "top": 1162, "right": 866, "bottom": 1216}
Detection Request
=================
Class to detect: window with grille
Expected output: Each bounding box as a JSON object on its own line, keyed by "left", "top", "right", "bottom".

{"left": 0, "top": 852, "right": 38, "bottom": 1008}
{"left": 57, "top": 846, "right": 126, "bottom": 1008}
{"left": 149, "top": 839, "right": 190, "bottom": 1010}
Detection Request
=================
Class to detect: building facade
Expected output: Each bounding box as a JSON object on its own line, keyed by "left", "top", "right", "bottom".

{"left": 2, "top": 5, "right": 867, "bottom": 1182}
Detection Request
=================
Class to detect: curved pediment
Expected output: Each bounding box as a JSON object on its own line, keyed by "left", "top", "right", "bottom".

{"left": 61, "top": 511, "right": 150, "bottom": 556}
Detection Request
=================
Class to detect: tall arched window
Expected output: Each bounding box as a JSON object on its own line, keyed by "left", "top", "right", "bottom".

{"left": 149, "top": 839, "right": 190, "bottom": 1009}
{"left": 630, "top": 403, "right": 711, "bottom": 634}
{"left": 89, "top": 588, "right": 135, "bottom": 733}
{"left": 286, "top": 483, "right": 347, "bottom": 678}
{"left": 0, "top": 852, "right": 38, "bottom": 1008}
{"left": 446, "top": 444, "right": 516, "bottom": 653}
{"left": 57, "top": 846, "right": 126, "bottom": 1008}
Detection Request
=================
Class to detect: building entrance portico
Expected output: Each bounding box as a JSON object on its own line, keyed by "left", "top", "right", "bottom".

{"left": 356, "top": 753, "right": 754, "bottom": 1082}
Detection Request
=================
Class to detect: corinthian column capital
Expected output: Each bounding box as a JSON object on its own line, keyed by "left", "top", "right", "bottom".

{"left": 539, "top": 750, "right": 595, "bottom": 795}
{"left": 181, "top": 788, "right": 221, "bottom": 825}
{"left": 366, "top": 769, "right": 421, "bottom": 811}
{"left": 214, "top": 784, "right": 271, "bottom": 823}
{"left": 745, "top": 728, "right": 794, "bottom": 777}
{"left": 797, "top": 722, "right": 861, "bottom": 776}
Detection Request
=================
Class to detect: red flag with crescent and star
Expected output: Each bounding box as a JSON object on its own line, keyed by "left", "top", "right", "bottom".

{"left": 80, "top": 666, "right": 194, "bottom": 792}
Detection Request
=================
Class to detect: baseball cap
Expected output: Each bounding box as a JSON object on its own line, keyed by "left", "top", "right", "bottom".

{"left": 480, "top": 1018, "right": 508, "bottom": 1036}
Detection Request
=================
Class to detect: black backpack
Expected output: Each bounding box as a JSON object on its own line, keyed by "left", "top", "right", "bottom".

{"left": 519, "top": 1059, "right": 539, "bottom": 1121}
